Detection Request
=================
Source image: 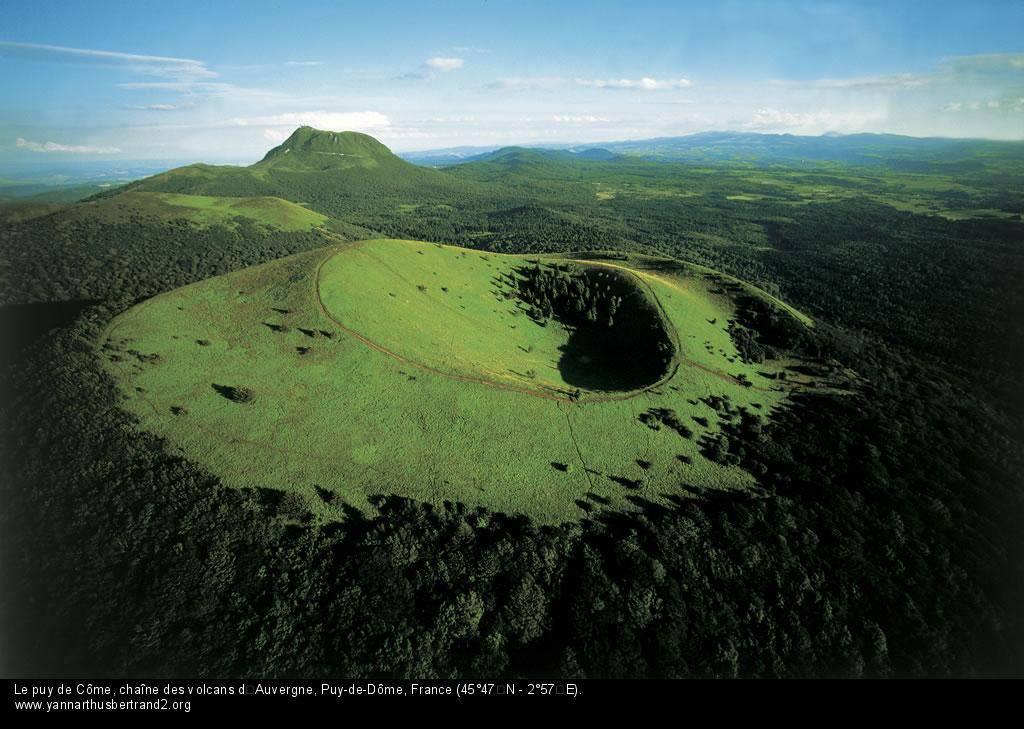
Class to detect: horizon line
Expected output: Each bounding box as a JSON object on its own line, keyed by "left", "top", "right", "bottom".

{"left": 6, "top": 127, "right": 1024, "bottom": 166}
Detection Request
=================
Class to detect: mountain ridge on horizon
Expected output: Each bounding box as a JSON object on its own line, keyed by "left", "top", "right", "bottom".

{"left": 400, "top": 129, "right": 1024, "bottom": 168}
{"left": 7, "top": 125, "right": 1022, "bottom": 201}
{"left": 401, "top": 129, "right": 1014, "bottom": 158}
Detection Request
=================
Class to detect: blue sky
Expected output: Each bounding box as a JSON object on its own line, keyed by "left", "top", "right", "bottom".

{"left": 1, "top": 0, "right": 1022, "bottom": 163}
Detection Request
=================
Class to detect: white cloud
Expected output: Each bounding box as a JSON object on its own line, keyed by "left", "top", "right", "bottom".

{"left": 16, "top": 137, "right": 121, "bottom": 154}
{"left": 118, "top": 81, "right": 233, "bottom": 93}
{"left": 376, "top": 125, "right": 433, "bottom": 141}
{"left": 944, "top": 53, "right": 1024, "bottom": 74}
{"left": 425, "top": 57, "right": 464, "bottom": 72}
{"left": 576, "top": 77, "right": 693, "bottom": 91}
{"left": 236, "top": 111, "right": 391, "bottom": 133}
{"left": 943, "top": 99, "right": 1007, "bottom": 113}
{"left": 773, "top": 73, "right": 930, "bottom": 90}
{"left": 767, "top": 54, "right": 1017, "bottom": 137}
{"left": 775, "top": 53, "right": 1024, "bottom": 92}
{"left": 553, "top": 115, "right": 609, "bottom": 124}
{"left": 285, "top": 60, "right": 324, "bottom": 67}
{"left": 263, "top": 128, "right": 289, "bottom": 143}
{"left": 488, "top": 76, "right": 564, "bottom": 91}
{"left": 0, "top": 41, "right": 215, "bottom": 79}
{"left": 400, "top": 57, "right": 466, "bottom": 80}
{"left": 742, "top": 108, "right": 884, "bottom": 134}
{"left": 117, "top": 81, "right": 290, "bottom": 105}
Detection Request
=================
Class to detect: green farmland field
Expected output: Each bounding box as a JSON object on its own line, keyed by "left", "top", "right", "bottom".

{"left": 101, "top": 238, "right": 833, "bottom": 523}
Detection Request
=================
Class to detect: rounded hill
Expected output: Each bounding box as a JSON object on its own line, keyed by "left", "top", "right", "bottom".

{"left": 258, "top": 128, "right": 400, "bottom": 170}
{"left": 100, "top": 239, "right": 841, "bottom": 523}
{"left": 110, "top": 127, "right": 479, "bottom": 211}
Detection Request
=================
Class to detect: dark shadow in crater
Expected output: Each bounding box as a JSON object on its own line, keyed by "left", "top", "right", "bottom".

{"left": 556, "top": 328, "right": 668, "bottom": 391}
{"left": 502, "top": 263, "right": 675, "bottom": 392}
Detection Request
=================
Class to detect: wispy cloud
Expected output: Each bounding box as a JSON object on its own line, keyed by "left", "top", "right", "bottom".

{"left": 774, "top": 53, "right": 1024, "bottom": 91}
{"left": 741, "top": 108, "right": 885, "bottom": 134}
{"left": 117, "top": 81, "right": 237, "bottom": 95}
{"left": 944, "top": 52, "right": 1024, "bottom": 74}
{"left": 942, "top": 97, "right": 1019, "bottom": 113}
{"left": 118, "top": 81, "right": 223, "bottom": 90}
{"left": 773, "top": 73, "right": 930, "bottom": 90}
{"left": 16, "top": 137, "right": 121, "bottom": 154}
{"left": 576, "top": 77, "right": 693, "bottom": 91}
{"left": 553, "top": 115, "right": 609, "bottom": 124}
{"left": 425, "top": 57, "right": 464, "bottom": 72}
{"left": 127, "top": 103, "right": 181, "bottom": 111}
{"left": 285, "top": 60, "right": 324, "bottom": 67}
{"left": 400, "top": 57, "right": 465, "bottom": 80}
{"left": 263, "top": 128, "right": 290, "bottom": 143}
{"left": 117, "top": 81, "right": 290, "bottom": 106}
{"left": 488, "top": 76, "right": 564, "bottom": 91}
{"left": 758, "top": 51, "right": 1024, "bottom": 137}
{"left": 0, "top": 41, "right": 215, "bottom": 79}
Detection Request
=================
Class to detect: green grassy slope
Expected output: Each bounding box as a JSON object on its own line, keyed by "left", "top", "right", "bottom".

{"left": 60, "top": 190, "right": 329, "bottom": 231}
{"left": 317, "top": 241, "right": 680, "bottom": 398}
{"left": 256, "top": 126, "right": 396, "bottom": 171}
{"left": 100, "top": 238, "right": 837, "bottom": 523}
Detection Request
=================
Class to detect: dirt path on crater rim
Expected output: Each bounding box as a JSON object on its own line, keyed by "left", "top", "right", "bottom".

{"left": 311, "top": 242, "right": 783, "bottom": 403}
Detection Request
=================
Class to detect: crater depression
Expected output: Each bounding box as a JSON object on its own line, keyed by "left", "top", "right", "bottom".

{"left": 100, "top": 238, "right": 836, "bottom": 523}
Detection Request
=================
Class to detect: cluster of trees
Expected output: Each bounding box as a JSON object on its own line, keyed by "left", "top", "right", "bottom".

{"left": 510, "top": 263, "right": 675, "bottom": 390}
{"left": 638, "top": 408, "right": 694, "bottom": 439}
{"left": 701, "top": 405, "right": 766, "bottom": 470}
{"left": 728, "top": 294, "right": 817, "bottom": 364}
{"left": 514, "top": 263, "right": 624, "bottom": 328}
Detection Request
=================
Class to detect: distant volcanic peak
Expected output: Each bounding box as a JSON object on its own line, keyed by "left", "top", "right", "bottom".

{"left": 260, "top": 127, "right": 396, "bottom": 164}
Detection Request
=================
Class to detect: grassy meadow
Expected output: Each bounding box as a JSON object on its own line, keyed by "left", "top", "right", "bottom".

{"left": 100, "top": 238, "right": 832, "bottom": 523}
